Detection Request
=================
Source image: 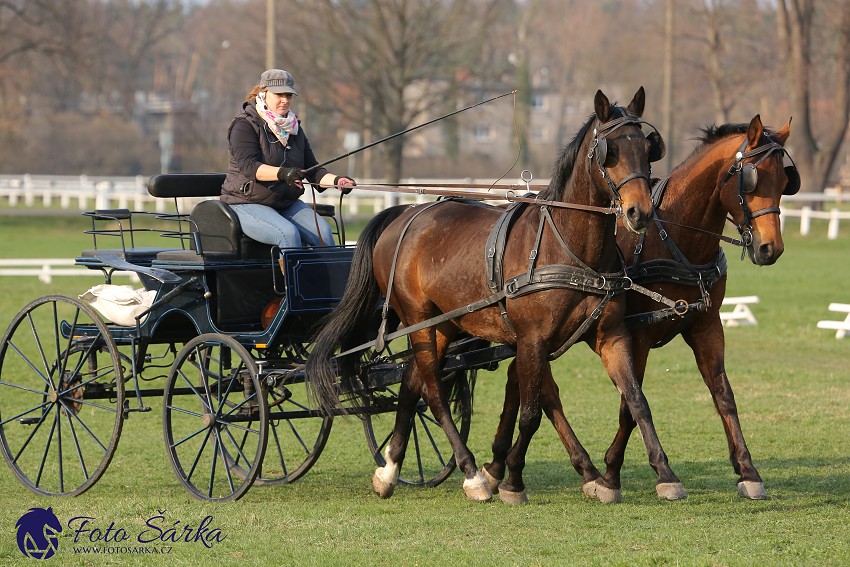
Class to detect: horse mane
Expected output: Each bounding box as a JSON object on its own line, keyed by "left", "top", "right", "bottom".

{"left": 694, "top": 122, "right": 779, "bottom": 149}
{"left": 539, "top": 104, "right": 629, "bottom": 202}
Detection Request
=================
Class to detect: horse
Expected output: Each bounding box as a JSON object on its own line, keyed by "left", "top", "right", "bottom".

{"left": 306, "top": 86, "right": 684, "bottom": 504}
{"left": 482, "top": 114, "right": 796, "bottom": 502}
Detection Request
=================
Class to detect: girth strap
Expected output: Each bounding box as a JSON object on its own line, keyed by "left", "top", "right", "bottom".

{"left": 505, "top": 264, "right": 631, "bottom": 298}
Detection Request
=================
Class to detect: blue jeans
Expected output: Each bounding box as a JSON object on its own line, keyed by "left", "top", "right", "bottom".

{"left": 230, "top": 201, "right": 335, "bottom": 248}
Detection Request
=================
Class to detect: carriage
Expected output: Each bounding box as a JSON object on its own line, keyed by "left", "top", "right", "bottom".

{"left": 0, "top": 172, "right": 512, "bottom": 502}
{"left": 1, "top": 86, "right": 797, "bottom": 505}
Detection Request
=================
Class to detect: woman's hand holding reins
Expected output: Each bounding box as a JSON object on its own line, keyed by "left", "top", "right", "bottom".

{"left": 278, "top": 166, "right": 304, "bottom": 187}
{"left": 336, "top": 176, "right": 356, "bottom": 195}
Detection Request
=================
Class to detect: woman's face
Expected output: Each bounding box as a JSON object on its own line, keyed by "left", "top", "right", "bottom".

{"left": 265, "top": 90, "right": 292, "bottom": 115}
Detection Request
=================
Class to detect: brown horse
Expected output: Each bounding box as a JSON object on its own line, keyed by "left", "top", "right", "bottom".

{"left": 306, "top": 87, "right": 684, "bottom": 503}
{"left": 483, "top": 115, "right": 795, "bottom": 502}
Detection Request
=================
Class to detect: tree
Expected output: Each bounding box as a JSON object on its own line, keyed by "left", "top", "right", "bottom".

{"left": 288, "top": 0, "right": 508, "bottom": 187}
{"left": 777, "top": 0, "right": 850, "bottom": 195}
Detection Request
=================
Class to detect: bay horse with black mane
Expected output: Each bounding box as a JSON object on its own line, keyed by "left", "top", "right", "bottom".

{"left": 483, "top": 114, "right": 795, "bottom": 502}
{"left": 306, "top": 87, "right": 685, "bottom": 503}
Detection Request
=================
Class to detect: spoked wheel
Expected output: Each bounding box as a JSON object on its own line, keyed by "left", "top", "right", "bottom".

{"left": 163, "top": 334, "right": 268, "bottom": 502}
{"left": 0, "top": 294, "right": 125, "bottom": 496}
{"left": 362, "top": 369, "right": 473, "bottom": 487}
{"left": 227, "top": 365, "right": 333, "bottom": 486}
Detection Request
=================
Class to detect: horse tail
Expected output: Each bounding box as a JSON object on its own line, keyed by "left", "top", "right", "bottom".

{"left": 306, "top": 204, "right": 409, "bottom": 413}
{"left": 444, "top": 368, "right": 477, "bottom": 420}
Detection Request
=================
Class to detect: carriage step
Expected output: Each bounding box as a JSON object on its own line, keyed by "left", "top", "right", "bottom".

{"left": 124, "top": 405, "right": 152, "bottom": 417}
{"left": 18, "top": 418, "right": 41, "bottom": 425}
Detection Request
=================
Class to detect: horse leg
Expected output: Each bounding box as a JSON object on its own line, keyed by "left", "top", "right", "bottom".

{"left": 371, "top": 370, "right": 419, "bottom": 499}
{"left": 599, "top": 340, "right": 651, "bottom": 501}
{"left": 598, "top": 332, "right": 685, "bottom": 501}
{"left": 483, "top": 360, "right": 604, "bottom": 499}
{"left": 498, "top": 341, "right": 549, "bottom": 505}
{"left": 683, "top": 323, "right": 767, "bottom": 499}
{"left": 412, "top": 328, "right": 491, "bottom": 502}
{"left": 481, "top": 360, "right": 519, "bottom": 493}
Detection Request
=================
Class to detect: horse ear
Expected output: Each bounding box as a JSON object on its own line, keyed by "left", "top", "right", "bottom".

{"left": 627, "top": 86, "right": 646, "bottom": 118}
{"left": 746, "top": 114, "right": 764, "bottom": 149}
{"left": 774, "top": 117, "right": 792, "bottom": 146}
{"left": 594, "top": 90, "right": 611, "bottom": 121}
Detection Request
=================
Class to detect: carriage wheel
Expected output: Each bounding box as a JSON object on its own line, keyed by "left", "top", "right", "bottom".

{"left": 362, "top": 369, "right": 473, "bottom": 487}
{"left": 0, "top": 294, "right": 125, "bottom": 496}
{"left": 162, "top": 334, "right": 268, "bottom": 502}
{"left": 226, "top": 368, "right": 333, "bottom": 486}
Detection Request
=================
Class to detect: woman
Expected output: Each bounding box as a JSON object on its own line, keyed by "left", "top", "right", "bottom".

{"left": 221, "top": 68, "right": 356, "bottom": 248}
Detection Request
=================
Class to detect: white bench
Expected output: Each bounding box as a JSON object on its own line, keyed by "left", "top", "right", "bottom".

{"left": 720, "top": 295, "right": 759, "bottom": 327}
{"left": 817, "top": 303, "right": 850, "bottom": 339}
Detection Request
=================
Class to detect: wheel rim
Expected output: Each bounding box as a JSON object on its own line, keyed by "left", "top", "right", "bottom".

{"left": 0, "top": 295, "right": 124, "bottom": 496}
{"left": 363, "top": 370, "right": 472, "bottom": 487}
{"left": 163, "top": 334, "right": 268, "bottom": 502}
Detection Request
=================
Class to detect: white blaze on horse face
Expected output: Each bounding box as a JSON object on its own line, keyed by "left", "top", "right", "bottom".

{"left": 374, "top": 447, "right": 400, "bottom": 486}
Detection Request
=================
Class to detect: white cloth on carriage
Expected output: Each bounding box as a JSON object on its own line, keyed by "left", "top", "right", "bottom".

{"left": 79, "top": 284, "right": 156, "bottom": 326}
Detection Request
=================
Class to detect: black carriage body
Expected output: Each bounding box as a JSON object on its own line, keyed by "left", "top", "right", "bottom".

{"left": 74, "top": 174, "right": 353, "bottom": 350}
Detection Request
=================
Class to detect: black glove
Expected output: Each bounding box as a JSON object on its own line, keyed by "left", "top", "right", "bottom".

{"left": 277, "top": 167, "right": 304, "bottom": 185}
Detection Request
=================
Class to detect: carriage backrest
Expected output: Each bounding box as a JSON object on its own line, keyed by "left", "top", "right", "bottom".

{"left": 147, "top": 173, "right": 338, "bottom": 259}
{"left": 147, "top": 173, "right": 225, "bottom": 198}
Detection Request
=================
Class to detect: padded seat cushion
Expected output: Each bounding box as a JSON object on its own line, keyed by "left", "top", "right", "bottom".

{"left": 190, "top": 200, "right": 274, "bottom": 260}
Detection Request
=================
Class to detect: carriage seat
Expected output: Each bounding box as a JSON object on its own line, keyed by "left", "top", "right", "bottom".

{"left": 147, "top": 173, "right": 336, "bottom": 264}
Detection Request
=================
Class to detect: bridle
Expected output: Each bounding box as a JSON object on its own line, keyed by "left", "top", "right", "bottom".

{"left": 719, "top": 135, "right": 798, "bottom": 250}
{"left": 587, "top": 115, "right": 665, "bottom": 214}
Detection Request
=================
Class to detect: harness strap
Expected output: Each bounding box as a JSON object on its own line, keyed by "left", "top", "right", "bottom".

{"left": 505, "top": 264, "right": 630, "bottom": 297}
{"left": 335, "top": 289, "right": 509, "bottom": 359}
{"left": 375, "top": 200, "right": 446, "bottom": 352}
{"left": 630, "top": 249, "right": 727, "bottom": 289}
{"left": 624, "top": 300, "right": 708, "bottom": 329}
{"left": 548, "top": 293, "right": 613, "bottom": 360}
{"left": 486, "top": 202, "right": 525, "bottom": 293}
{"left": 540, "top": 206, "right": 594, "bottom": 270}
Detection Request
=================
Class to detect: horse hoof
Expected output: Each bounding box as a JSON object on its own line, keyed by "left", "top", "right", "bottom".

{"left": 463, "top": 471, "right": 493, "bottom": 502}
{"left": 481, "top": 464, "right": 502, "bottom": 493}
{"left": 371, "top": 471, "right": 396, "bottom": 499}
{"left": 738, "top": 481, "right": 769, "bottom": 500}
{"left": 498, "top": 486, "right": 528, "bottom": 505}
{"left": 656, "top": 482, "right": 687, "bottom": 501}
{"left": 582, "top": 480, "right": 622, "bottom": 504}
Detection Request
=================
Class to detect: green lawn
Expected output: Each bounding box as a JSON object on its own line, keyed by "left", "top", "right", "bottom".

{"left": 0, "top": 213, "right": 848, "bottom": 566}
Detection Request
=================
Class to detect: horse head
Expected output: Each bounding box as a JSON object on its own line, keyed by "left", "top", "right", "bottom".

{"left": 719, "top": 114, "right": 794, "bottom": 265}
{"left": 588, "top": 86, "right": 658, "bottom": 234}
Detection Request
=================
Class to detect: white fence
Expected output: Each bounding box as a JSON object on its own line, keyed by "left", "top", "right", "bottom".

{"left": 1, "top": 174, "right": 849, "bottom": 237}
{"left": 779, "top": 206, "right": 850, "bottom": 239}
{"left": 0, "top": 259, "right": 139, "bottom": 284}
{"left": 0, "top": 174, "right": 489, "bottom": 217}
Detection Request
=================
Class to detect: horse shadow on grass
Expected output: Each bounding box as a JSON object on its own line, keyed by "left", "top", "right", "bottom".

{"left": 519, "top": 455, "right": 850, "bottom": 507}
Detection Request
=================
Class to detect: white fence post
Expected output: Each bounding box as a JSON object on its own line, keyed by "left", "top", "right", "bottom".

{"left": 800, "top": 206, "right": 812, "bottom": 236}
{"left": 828, "top": 208, "right": 840, "bottom": 240}
{"left": 95, "top": 181, "right": 111, "bottom": 210}
{"left": 24, "top": 174, "right": 34, "bottom": 206}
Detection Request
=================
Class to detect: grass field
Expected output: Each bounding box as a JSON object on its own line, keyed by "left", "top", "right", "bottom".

{"left": 0, "top": 212, "right": 848, "bottom": 566}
